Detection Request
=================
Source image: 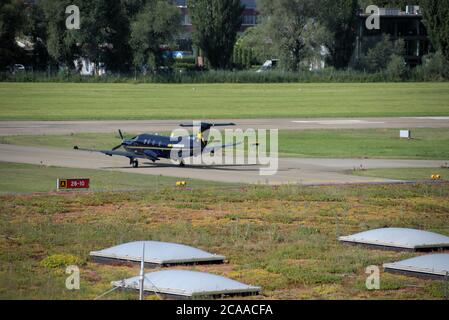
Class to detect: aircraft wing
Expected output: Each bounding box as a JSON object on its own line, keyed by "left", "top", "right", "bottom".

{"left": 203, "top": 141, "right": 243, "bottom": 154}
{"left": 73, "top": 146, "right": 145, "bottom": 159}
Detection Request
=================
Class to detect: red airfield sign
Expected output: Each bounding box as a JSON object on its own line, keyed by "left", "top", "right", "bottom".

{"left": 57, "top": 178, "right": 90, "bottom": 190}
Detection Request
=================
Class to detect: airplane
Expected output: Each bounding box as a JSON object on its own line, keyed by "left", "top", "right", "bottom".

{"left": 73, "top": 122, "right": 239, "bottom": 168}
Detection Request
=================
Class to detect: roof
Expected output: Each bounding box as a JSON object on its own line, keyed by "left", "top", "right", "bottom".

{"left": 384, "top": 254, "right": 449, "bottom": 278}
{"left": 339, "top": 228, "right": 449, "bottom": 250}
{"left": 112, "top": 270, "right": 261, "bottom": 298}
{"left": 358, "top": 7, "right": 422, "bottom": 18}
{"left": 90, "top": 241, "right": 225, "bottom": 265}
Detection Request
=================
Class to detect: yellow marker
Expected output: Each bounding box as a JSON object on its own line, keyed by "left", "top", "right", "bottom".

{"left": 58, "top": 179, "right": 68, "bottom": 190}
{"left": 176, "top": 181, "right": 187, "bottom": 186}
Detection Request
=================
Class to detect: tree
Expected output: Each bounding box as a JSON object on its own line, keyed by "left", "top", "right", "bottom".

{"left": 72, "top": 0, "right": 131, "bottom": 72}
{"left": 358, "top": 34, "right": 405, "bottom": 72}
{"left": 129, "top": 0, "right": 180, "bottom": 71}
{"left": 421, "top": 0, "right": 449, "bottom": 63}
{"left": 40, "top": 0, "right": 145, "bottom": 73}
{"left": 258, "top": 0, "right": 318, "bottom": 71}
{"left": 40, "top": 0, "right": 78, "bottom": 68}
{"left": 320, "top": 0, "right": 358, "bottom": 69}
{"left": 23, "top": 2, "right": 50, "bottom": 70}
{"left": 0, "top": 0, "right": 25, "bottom": 69}
{"left": 234, "top": 25, "right": 275, "bottom": 66}
{"left": 188, "top": 0, "right": 244, "bottom": 69}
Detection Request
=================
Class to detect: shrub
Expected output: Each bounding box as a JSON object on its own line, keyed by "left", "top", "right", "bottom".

{"left": 357, "top": 35, "right": 405, "bottom": 73}
{"left": 40, "top": 254, "right": 83, "bottom": 269}
{"left": 386, "top": 55, "right": 408, "bottom": 81}
{"left": 413, "top": 51, "right": 449, "bottom": 81}
{"left": 1, "top": 64, "right": 447, "bottom": 84}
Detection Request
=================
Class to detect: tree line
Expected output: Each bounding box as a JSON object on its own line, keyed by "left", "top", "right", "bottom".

{"left": 0, "top": 0, "right": 448, "bottom": 74}
{"left": 245, "top": 0, "right": 448, "bottom": 72}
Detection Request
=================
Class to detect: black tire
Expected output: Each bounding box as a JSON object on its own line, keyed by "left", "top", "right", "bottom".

{"left": 179, "top": 160, "right": 185, "bottom": 167}
{"left": 132, "top": 160, "right": 139, "bottom": 168}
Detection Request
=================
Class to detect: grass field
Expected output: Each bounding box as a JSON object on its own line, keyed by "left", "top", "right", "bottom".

{"left": 1, "top": 183, "right": 448, "bottom": 299}
{"left": 0, "top": 161, "right": 445, "bottom": 195}
{"left": 1, "top": 83, "right": 449, "bottom": 120}
{"left": 353, "top": 167, "right": 449, "bottom": 181}
{"left": 3, "top": 128, "right": 449, "bottom": 160}
{"left": 0, "top": 162, "right": 230, "bottom": 194}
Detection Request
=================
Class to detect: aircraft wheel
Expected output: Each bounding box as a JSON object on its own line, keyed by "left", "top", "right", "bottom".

{"left": 132, "top": 160, "right": 139, "bottom": 168}
{"left": 179, "top": 160, "right": 185, "bottom": 167}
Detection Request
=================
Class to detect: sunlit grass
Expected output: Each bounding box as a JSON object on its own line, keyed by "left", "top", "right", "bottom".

{"left": 0, "top": 162, "right": 234, "bottom": 194}
{"left": 1, "top": 82, "right": 449, "bottom": 120}
{"left": 353, "top": 167, "right": 449, "bottom": 181}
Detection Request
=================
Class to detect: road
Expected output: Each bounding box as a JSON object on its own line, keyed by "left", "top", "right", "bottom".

{"left": 1, "top": 117, "right": 449, "bottom": 136}
{"left": 1, "top": 144, "right": 447, "bottom": 185}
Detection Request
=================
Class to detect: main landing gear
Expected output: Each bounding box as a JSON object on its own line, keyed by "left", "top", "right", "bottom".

{"left": 130, "top": 159, "right": 139, "bottom": 168}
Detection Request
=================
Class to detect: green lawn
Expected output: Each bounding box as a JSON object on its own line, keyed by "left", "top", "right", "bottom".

{"left": 0, "top": 162, "right": 230, "bottom": 194}
{"left": 1, "top": 82, "right": 449, "bottom": 120}
{"left": 277, "top": 128, "right": 449, "bottom": 159}
{"left": 3, "top": 128, "right": 449, "bottom": 160}
{"left": 353, "top": 168, "right": 449, "bottom": 181}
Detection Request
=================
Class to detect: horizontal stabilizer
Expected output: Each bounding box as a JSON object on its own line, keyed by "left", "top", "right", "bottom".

{"left": 180, "top": 122, "right": 236, "bottom": 132}
{"left": 203, "top": 141, "right": 243, "bottom": 154}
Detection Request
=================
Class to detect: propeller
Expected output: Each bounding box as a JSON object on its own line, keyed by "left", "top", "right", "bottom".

{"left": 111, "top": 144, "right": 123, "bottom": 151}
{"left": 111, "top": 129, "right": 125, "bottom": 150}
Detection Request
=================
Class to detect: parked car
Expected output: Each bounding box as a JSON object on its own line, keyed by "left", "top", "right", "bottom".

{"left": 256, "top": 59, "right": 279, "bottom": 72}
{"left": 9, "top": 64, "right": 26, "bottom": 74}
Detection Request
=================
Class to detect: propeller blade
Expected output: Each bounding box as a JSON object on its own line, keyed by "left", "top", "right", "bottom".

{"left": 111, "top": 144, "right": 123, "bottom": 151}
{"left": 118, "top": 129, "right": 124, "bottom": 140}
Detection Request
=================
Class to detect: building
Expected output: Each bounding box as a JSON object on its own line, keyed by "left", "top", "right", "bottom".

{"left": 356, "top": 5, "right": 431, "bottom": 67}
{"left": 174, "top": 0, "right": 259, "bottom": 52}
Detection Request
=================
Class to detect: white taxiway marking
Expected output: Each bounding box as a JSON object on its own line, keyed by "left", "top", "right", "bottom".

{"left": 292, "top": 120, "right": 385, "bottom": 125}
{"left": 405, "top": 117, "right": 449, "bottom": 120}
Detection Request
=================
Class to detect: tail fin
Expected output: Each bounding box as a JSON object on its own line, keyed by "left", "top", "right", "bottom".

{"left": 180, "top": 122, "right": 236, "bottom": 148}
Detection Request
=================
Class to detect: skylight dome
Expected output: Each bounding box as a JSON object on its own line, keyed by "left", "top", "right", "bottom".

{"left": 384, "top": 254, "right": 449, "bottom": 279}
{"left": 90, "top": 241, "right": 225, "bottom": 267}
{"left": 112, "top": 270, "right": 261, "bottom": 299}
{"left": 339, "top": 228, "right": 449, "bottom": 251}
